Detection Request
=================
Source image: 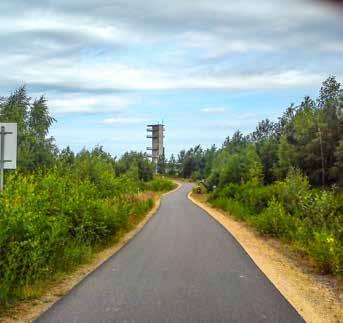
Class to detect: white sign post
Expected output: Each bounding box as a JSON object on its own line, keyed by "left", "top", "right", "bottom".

{"left": 0, "top": 123, "right": 17, "bottom": 191}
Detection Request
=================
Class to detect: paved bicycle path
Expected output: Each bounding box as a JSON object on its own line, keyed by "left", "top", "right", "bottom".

{"left": 36, "top": 183, "right": 303, "bottom": 323}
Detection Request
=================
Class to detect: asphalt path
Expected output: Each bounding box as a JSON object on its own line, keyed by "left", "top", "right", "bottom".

{"left": 36, "top": 183, "right": 304, "bottom": 323}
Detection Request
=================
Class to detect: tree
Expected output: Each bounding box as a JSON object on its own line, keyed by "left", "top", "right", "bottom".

{"left": 318, "top": 75, "right": 342, "bottom": 108}
{"left": 176, "top": 145, "right": 206, "bottom": 179}
{"left": 157, "top": 152, "right": 167, "bottom": 175}
{"left": 203, "top": 145, "right": 216, "bottom": 178}
{"left": 29, "top": 96, "right": 55, "bottom": 138}
{"left": 115, "top": 151, "right": 154, "bottom": 182}
{"left": 223, "top": 130, "right": 249, "bottom": 153}
{"left": 251, "top": 119, "right": 279, "bottom": 184}
{"left": 58, "top": 146, "right": 75, "bottom": 166}
{"left": 167, "top": 154, "right": 177, "bottom": 176}
{"left": 217, "top": 145, "right": 263, "bottom": 186}
{"left": 0, "top": 87, "right": 57, "bottom": 171}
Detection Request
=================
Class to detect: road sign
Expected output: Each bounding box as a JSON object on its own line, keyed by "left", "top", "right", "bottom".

{"left": 0, "top": 123, "right": 17, "bottom": 191}
{"left": 0, "top": 123, "right": 17, "bottom": 169}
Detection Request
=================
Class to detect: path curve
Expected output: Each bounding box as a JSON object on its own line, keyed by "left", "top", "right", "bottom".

{"left": 36, "top": 183, "right": 304, "bottom": 323}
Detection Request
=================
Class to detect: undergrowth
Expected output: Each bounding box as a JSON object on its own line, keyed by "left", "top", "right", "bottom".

{"left": 208, "top": 170, "right": 343, "bottom": 275}
{"left": 0, "top": 163, "right": 174, "bottom": 306}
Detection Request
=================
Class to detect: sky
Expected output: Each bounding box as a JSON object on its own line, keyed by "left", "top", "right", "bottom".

{"left": 0, "top": 0, "right": 343, "bottom": 157}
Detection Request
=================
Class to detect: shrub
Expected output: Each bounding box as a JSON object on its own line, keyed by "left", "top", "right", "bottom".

{"left": 210, "top": 197, "right": 251, "bottom": 220}
{"left": 144, "top": 177, "right": 176, "bottom": 192}
{"left": 0, "top": 167, "right": 161, "bottom": 304}
{"left": 239, "top": 183, "right": 275, "bottom": 214}
{"left": 211, "top": 171, "right": 343, "bottom": 274}
{"left": 299, "top": 189, "right": 343, "bottom": 240}
{"left": 308, "top": 230, "right": 342, "bottom": 274}
{"left": 249, "top": 200, "right": 297, "bottom": 240}
{"left": 274, "top": 168, "right": 310, "bottom": 216}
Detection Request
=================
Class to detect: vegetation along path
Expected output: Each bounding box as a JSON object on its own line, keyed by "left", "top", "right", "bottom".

{"left": 36, "top": 183, "right": 304, "bottom": 323}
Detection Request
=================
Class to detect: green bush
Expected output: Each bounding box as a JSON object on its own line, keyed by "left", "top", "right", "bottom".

{"left": 308, "top": 230, "right": 342, "bottom": 274}
{"left": 210, "top": 197, "right": 251, "bottom": 220}
{"left": 210, "top": 169, "right": 343, "bottom": 274}
{"left": 250, "top": 200, "right": 297, "bottom": 240}
{"left": 0, "top": 164, "right": 159, "bottom": 305}
{"left": 238, "top": 183, "right": 275, "bottom": 214}
{"left": 274, "top": 168, "right": 310, "bottom": 216}
{"left": 144, "top": 177, "right": 177, "bottom": 192}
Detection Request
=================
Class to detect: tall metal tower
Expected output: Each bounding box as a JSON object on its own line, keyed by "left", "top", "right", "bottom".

{"left": 147, "top": 124, "right": 164, "bottom": 166}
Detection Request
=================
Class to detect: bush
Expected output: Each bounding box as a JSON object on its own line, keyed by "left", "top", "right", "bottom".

{"left": 211, "top": 182, "right": 274, "bottom": 215}
{"left": 209, "top": 169, "right": 343, "bottom": 274}
{"left": 274, "top": 168, "right": 310, "bottom": 216}
{"left": 210, "top": 197, "right": 251, "bottom": 220}
{"left": 0, "top": 165, "right": 159, "bottom": 305}
{"left": 299, "top": 189, "right": 343, "bottom": 240}
{"left": 238, "top": 183, "right": 275, "bottom": 214}
{"left": 144, "top": 177, "right": 177, "bottom": 192}
{"left": 250, "top": 200, "right": 297, "bottom": 240}
{"left": 308, "top": 230, "right": 342, "bottom": 274}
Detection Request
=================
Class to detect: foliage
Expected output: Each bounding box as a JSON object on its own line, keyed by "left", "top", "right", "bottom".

{"left": 166, "top": 154, "right": 178, "bottom": 176}
{"left": 174, "top": 76, "right": 343, "bottom": 274}
{"left": 0, "top": 155, "right": 175, "bottom": 304}
{"left": 307, "top": 230, "right": 343, "bottom": 274}
{"left": 211, "top": 197, "right": 251, "bottom": 220}
{"left": 0, "top": 87, "right": 57, "bottom": 171}
{"left": 209, "top": 171, "right": 343, "bottom": 274}
{"left": 115, "top": 151, "right": 154, "bottom": 182}
{"left": 0, "top": 87, "right": 175, "bottom": 305}
{"left": 175, "top": 76, "right": 343, "bottom": 189}
{"left": 144, "top": 177, "right": 177, "bottom": 192}
{"left": 157, "top": 152, "right": 167, "bottom": 175}
{"left": 250, "top": 200, "right": 298, "bottom": 240}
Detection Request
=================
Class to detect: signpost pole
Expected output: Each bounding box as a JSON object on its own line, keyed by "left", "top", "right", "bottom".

{"left": 0, "top": 123, "right": 17, "bottom": 191}
{"left": 0, "top": 126, "right": 5, "bottom": 191}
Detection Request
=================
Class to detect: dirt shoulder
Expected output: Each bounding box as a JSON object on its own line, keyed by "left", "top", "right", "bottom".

{"left": 189, "top": 192, "right": 343, "bottom": 323}
{"left": 1, "top": 182, "right": 181, "bottom": 323}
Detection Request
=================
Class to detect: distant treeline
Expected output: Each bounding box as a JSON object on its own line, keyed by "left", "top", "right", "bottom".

{"left": 0, "top": 86, "right": 157, "bottom": 179}
{"left": 163, "top": 76, "right": 343, "bottom": 189}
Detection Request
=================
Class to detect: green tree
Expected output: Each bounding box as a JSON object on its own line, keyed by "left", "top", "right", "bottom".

{"left": 223, "top": 130, "right": 249, "bottom": 153}
{"left": 0, "top": 87, "right": 57, "bottom": 171}
{"left": 115, "top": 151, "right": 154, "bottom": 182}
{"left": 167, "top": 154, "right": 177, "bottom": 176}
{"left": 157, "top": 151, "right": 167, "bottom": 175}
{"left": 251, "top": 119, "right": 279, "bottom": 183}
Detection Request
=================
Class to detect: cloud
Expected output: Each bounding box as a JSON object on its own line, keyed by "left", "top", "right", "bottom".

{"left": 319, "top": 42, "right": 343, "bottom": 53}
{"left": 178, "top": 31, "right": 274, "bottom": 59}
{"left": 103, "top": 117, "right": 146, "bottom": 125}
{"left": 0, "top": 1, "right": 342, "bottom": 103}
{"left": 47, "top": 93, "right": 132, "bottom": 115}
{"left": 0, "top": 48, "right": 326, "bottom": 93}
{"left": 0, "top": 0, "right": 342, "bottom": 113}
{"left": 201, "top": 107, "right": 226, "bottom": 113}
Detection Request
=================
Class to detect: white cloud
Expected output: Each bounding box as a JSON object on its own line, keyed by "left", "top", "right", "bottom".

{"left": 103, "top": 117, "right": 146, "bottom": 124}
{"left": 0, "top": 0, "right": 341, "bottom": 116}
{"left": 320, "top": 42, "right": 343, "bottom": 53}
{"left": 179, "top": 31, "right": 274, "bottom": 58}
{"left": 201, "top": 107, "right": 226, "bottom": 113}
{"left": 0, "top": 13, "right": 146, "bottom": 46}
{"left": 47, "top": 93, "right": 132, "bottom": 115}
{"left": 0, "top": 49, "right": 325, "bottom": 93}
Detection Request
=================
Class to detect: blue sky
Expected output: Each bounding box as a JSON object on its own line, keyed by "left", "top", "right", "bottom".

{"left": 0, "top": 0, "right": 343, "bottom": 157}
